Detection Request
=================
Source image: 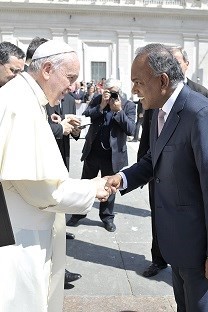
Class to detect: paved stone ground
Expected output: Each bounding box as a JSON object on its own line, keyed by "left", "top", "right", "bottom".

{"left": 63, "top": 138, "right": 177, "bottom": 312}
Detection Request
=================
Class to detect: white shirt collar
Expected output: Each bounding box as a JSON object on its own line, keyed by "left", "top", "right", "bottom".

{"left": 161, "top": 82, "right": 184, "bottom": 121}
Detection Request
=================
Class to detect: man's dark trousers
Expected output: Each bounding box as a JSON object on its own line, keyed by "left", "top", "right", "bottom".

{"left": 73, "top": 151, "right": 115, "bottom": 223}
{"left": 172, "top": 265, "right": 208, "bottom": 312}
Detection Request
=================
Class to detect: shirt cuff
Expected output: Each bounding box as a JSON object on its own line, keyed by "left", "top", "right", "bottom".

{"left": 118, "top": 172, "right": 127, "bottom": 190}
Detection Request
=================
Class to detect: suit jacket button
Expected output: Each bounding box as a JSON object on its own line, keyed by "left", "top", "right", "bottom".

{"left": 155, "top": 177, "right": 160, "bottom": 183}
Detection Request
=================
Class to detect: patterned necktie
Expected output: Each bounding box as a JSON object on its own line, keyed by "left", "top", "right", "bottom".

{"left": 158, "top": 109, "right": 166, "bottom": 136}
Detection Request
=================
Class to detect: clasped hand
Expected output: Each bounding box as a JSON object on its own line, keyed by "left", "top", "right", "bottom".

{"left": 94, "top": 174, "right": 123, "bottom": 202}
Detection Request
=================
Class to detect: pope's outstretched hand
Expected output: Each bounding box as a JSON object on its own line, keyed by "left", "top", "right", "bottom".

{"left": 93, "top": 177, "right": 112, "bottom": 202}
{"left": 105, "top": 174, "right": 123, "bottom": 193}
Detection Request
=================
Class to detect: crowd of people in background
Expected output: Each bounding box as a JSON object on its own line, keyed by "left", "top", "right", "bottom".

{"left": 70, "top": 80, "right": 119, "bottom": 102}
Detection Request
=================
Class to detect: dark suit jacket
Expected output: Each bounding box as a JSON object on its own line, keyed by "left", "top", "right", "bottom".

{"left": 46, "top": 93, "right": 78, "bottom": 171}
{"left": 187, "top": 78, "right": 208, "bottom": 97}
{"left": 122, "top": 85, "right": 208, "bottom": 268}
{"left": 71, "top": 89, "right": 85, "bottom": 102}
{"left": 81, "top": 94, "right": 136, "bottom": 173}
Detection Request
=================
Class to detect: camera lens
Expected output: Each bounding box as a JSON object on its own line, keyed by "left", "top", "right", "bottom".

{"left": 110, "top": 92, "right": 119, "bottom": 99}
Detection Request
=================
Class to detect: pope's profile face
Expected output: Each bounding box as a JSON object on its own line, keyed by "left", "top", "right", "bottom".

{"left": 0, "top": 55, "right": 24, "bottom": 87}
{"left": 44, "top": 52, "right": 80, "bottom": 106}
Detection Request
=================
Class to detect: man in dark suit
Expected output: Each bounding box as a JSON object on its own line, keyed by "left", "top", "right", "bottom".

{"left": 67, "top": 78, "right": 136, "bottom": 232}
{"left": 46, "top": 93, "right": 81, "bottom": 170}
{"left": 139, "top": 46, "right": 208, "bottom": 278}
{"left": 107, "top": 43, "right": 208, "bottom": 311}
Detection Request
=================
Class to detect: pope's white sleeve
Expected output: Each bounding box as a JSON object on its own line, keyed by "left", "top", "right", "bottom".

{"left": 11, "top": 178, "right": 96, "bottom": 215}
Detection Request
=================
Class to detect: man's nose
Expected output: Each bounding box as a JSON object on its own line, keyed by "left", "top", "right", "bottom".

{"left": 131, "top": 85, "right": 138, "bottom": 94}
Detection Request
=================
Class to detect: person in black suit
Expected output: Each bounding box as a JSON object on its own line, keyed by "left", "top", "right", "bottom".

{"left": 67, "top": 78, "right": 136, "bottom": 232}
{"left": 107, "top": 43, "right": 208, "bottom": 311}
{"left": 139, "top": 46, "right": 208, "bottom": 278}
{"left": 46, "top": 93, "right": 81, "bottom": 170}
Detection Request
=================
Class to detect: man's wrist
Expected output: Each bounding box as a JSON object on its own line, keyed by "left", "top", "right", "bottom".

{"left": 117, "top": 172, "right": 126, "bottom": 189}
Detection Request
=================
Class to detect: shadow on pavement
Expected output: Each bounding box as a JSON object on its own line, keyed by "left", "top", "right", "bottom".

{"left": 66, "top": 238, "right": 172, "bottom": 287}
{"left": 89, "top": 201, "right": 151, "bottom": 218}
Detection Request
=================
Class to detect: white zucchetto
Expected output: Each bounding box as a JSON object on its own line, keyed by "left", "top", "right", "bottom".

{"left": 32, "top": 40, "right": 75, "bottom": 61}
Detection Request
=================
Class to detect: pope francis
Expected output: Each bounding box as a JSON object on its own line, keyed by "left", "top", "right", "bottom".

{"left": 0, "top": 40, "right": 110, "bottom": 312}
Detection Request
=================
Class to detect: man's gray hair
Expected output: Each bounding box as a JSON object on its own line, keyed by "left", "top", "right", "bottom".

{"left": 135, "top": 43, "right": 184, "bottom": 88}
{"left": 104, "top": 78, "right": 122, "bottom": 91}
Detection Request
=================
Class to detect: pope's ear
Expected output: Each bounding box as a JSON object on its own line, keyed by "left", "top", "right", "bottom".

{"left": 42, "top": 61, "right": 53, "bottom": 80}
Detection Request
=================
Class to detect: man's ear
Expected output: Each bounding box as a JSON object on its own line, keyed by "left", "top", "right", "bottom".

{"left": 42, "top": 62, "right": 52, "bottom": 80}
{"left": 160, "top": 73, "right": 169, "bottom": 90}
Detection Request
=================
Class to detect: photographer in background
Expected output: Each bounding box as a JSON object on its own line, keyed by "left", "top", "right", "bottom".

{"left": 67, "top": 78, "right": 136, "bottom": 232}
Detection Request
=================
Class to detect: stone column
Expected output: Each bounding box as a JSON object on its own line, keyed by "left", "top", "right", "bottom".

{"left": 117, "top": 31, "right": 132, "bottom": 98}
{"left": 131, "top": 31, "right": 146, "bottom": 61}
{"left": 65, "top": 28, "right": 80, "bottom": 52}
{"left": 130, "top": 31, "right": 146, "bottom": 99}
{"left": 50, "top": 28, "right": 65, "bottom": 41}
{"left": 197, "top": 34, "right": 208, "bottom": 88}
{"left": 183, "top": 33, "right": 198, "bottom": 82}
{"left": 65, "top": 28, "right": 81, "bottom": 76}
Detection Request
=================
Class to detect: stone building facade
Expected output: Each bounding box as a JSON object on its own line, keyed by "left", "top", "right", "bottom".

{"left": 0, "top": 0, "right": 208, "bottom": 97}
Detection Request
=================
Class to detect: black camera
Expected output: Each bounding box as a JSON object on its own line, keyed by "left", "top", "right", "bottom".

{"left": 110, "top": 91, "right": 119, "bottom": 100}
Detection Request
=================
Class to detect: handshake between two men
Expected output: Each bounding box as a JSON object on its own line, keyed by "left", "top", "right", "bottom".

{"left": 94, "top": 174, "right": 122, "bottom": 202}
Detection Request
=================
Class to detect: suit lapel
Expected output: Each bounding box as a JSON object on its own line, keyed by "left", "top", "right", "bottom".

{"left": 151, "top": 85, "right": 191, "bottom": 168}
{"left": 152, "top": 112, "right": 180, "bottom": 167}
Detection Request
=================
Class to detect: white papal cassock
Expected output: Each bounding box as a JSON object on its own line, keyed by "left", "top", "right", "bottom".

{"left": 0, "top": 72, "right": 96, "bottom": 312}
